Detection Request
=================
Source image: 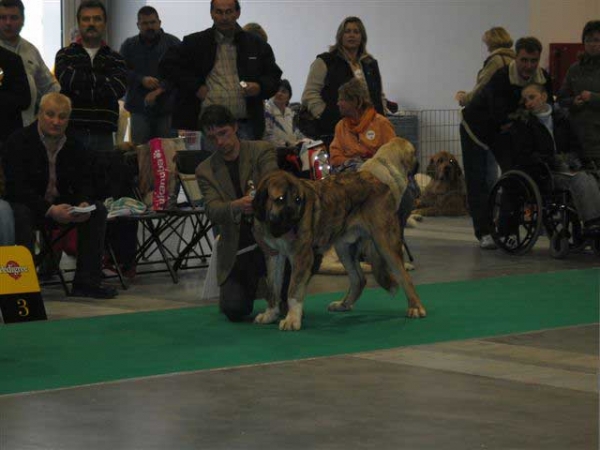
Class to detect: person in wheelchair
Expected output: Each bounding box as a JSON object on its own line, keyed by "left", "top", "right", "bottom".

{"left": 502, "top": 83, "right": 600, "bottom": 237}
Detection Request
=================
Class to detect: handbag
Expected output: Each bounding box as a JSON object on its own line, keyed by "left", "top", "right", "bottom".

{"left": 298, "top": 105, "right": 320, "bottom": 139}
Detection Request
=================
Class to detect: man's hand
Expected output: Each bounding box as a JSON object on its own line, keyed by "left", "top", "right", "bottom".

{"left": 576, "top": 90, "right": 592, "bottom": 105}
{"left": 70, "top": 201, "right": 92, "bottom": 223}
{"left": 231, "top": 195, "right": 254, "bottom": 215}
{"left": 196, "top": 85, "right": 209, "bottom": 100}
{"left": 47, "top": 204, "right": 75, "bottom": 224}
{"left": 142, "top": 76, "right": 160, "bottom": 90}
{"left": 145, "top": 87, "right": 165, "bottom": 106}
{"left": 242, "top": 81, "right": 261, "bottom": 97}
{"left": 455, "top": 91, "right": 466, "bottom": 106}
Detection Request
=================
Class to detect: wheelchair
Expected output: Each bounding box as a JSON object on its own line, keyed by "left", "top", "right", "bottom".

{"left": 487, "top": 162, "right": 600, "bottom": 258}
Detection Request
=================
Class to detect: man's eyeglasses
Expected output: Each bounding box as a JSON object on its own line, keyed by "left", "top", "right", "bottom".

{"left": 584, "top": 38, "right": 600, "bottom": 44}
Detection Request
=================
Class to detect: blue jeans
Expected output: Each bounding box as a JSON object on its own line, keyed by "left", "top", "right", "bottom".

{"left": 0, "top": 199, "right": 15, "bottom": 245}
{"left": 460, "top": 124, "right": 498, "bottom": 239}
{"left": 130, "top": 113, "right": 175, "bottom": 145}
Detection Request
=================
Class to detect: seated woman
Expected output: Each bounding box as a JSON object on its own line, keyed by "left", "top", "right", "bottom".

{"left": 263, "top": 79, "right": 305, "bottom": 148}
{"left": 507, "top": 83, "right": 600, "bottom": 236}
{"left": 329, "top": 78, "right": 395, "bottom": 171}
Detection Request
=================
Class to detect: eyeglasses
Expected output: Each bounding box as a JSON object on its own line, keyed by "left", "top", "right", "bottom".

{"left": 584, "top": 38, "right": 600, "bottom": 44}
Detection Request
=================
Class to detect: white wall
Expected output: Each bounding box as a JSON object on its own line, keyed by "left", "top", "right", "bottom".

{"left": 530, "top": 0, "right": 600, "bottom": 67}
{"left": 108, "top": 0, "right": 529, "bottom": 110}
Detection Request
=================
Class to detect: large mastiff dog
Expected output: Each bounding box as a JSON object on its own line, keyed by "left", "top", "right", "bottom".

{"left": 252, "top": 138, "right": 427, "bottom": 331}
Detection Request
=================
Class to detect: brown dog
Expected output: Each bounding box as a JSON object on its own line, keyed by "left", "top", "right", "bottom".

{"left": 252, "top": 138, "right": 426, "bottom": 331}
{"left": 412, "top": 151, "right": 468, "bottom": 216}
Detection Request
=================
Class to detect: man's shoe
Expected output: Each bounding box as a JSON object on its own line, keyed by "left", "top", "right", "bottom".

{"left": 70, "top": 284, "right": 118, "bottom": 299}
{"left": 479, "top": 235, "right": 498, "bottom": 250}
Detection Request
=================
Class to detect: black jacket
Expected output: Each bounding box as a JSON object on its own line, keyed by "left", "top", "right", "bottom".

{"left": 462, "top": 65, "right": 553, "bottom": 147}
{"left": 1, "top": 122, "right": 94, "bottom": 221}
{"left": 159, "top": 25, "right": 282, "bottom": 138}
{"left": 496, "top": 108, "right": 581, "bottom": 173}
{"left": 317, "top": 51, "right": 384, "bottom": 136}
{"left": 0, "top": 46, "right": 31, "bottom": 142}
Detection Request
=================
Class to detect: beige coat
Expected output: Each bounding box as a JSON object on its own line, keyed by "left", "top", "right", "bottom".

{"left": 462, "top": 47, "right": 516, "bottom": 106}
{"left": 196, "top": 140, "right": 278, "bottom": 284}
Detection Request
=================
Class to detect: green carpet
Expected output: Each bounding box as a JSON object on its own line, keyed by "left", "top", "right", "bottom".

{"left": 0, "top": 269, "right": 598, "bottom": 396}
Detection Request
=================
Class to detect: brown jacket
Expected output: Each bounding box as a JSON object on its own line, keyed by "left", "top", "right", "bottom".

{"left": 196, "top": 140, "right": 277, "bottom": 284}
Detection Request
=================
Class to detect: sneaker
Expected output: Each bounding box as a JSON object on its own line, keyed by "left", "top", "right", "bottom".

{"left": 70, "top": 283, "right": 118, "bottom": 299}
{"left": 480, "top": 235, "right": 497, "bottom": 250}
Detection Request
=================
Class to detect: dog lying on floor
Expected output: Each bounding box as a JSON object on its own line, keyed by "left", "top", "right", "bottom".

{"left": 412, "top": 151, "right": 468, "bottom": 216}
{"left": 252, "top": 137, "right": 427, "bottom": 331}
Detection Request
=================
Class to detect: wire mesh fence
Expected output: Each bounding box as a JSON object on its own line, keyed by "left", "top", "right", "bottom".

{"left": 388, "top": 109, "right": 462, "bottom": 172}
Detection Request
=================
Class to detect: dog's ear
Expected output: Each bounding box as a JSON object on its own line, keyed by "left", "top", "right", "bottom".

{"left": 426, "top": 157, "right": 436, "bottom": 176}
{"left": 253, "top": 179, "right": 270, "bottom": 222}
{"left": 449, "top": 156, "right": 463, "bottom": 179}
{"left": 293, "top": 187, "right": 306, "bottom": 222}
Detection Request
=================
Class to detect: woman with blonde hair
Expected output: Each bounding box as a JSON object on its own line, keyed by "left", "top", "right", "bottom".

{"left": 456, "top": 26, "right": 515, "bottom": 250}
{"left": 301, "top": 16, "right": 385, "bottom": 140}
{"left": 455, "top": 26, "right": 515, "bottom": 107}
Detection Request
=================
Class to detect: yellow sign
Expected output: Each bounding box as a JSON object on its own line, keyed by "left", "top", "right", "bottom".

{"left": 0, "top": 246, "right": 41, "bottom": 295}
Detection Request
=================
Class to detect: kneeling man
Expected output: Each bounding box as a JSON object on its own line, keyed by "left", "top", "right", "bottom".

{"left": 1, "top": 92, "right": 117, "bottom": 299}
{"left": 196, "top": 105, "right": 279, "bottom": 321}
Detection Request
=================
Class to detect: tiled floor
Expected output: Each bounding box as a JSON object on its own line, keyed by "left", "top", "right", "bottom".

{"left": 1, "top": 216, "right": 598, "bottom": 449}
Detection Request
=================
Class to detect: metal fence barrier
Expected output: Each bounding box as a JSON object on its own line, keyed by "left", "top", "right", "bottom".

{"left": 388, "top": 109, "right": 462, "bottom": 172}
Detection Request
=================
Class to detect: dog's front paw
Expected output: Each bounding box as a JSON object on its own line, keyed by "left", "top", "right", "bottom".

{"left": 254, "top": 308, "right": 279, "bottom": 324}
{"left": 279, "top": 313, "right": 302, "bottom": 331}
{"left": 406, "top": 305, "right": 427, "bottom": 318}
{"left": 328, "top": 300, "right": 353, "bottom": 312}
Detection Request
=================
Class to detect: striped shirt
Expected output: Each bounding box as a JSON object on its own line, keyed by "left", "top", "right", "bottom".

{"left": 55, "top": 42, "right": 127, "bottom": 132}
{"left": 202, "top": 32, "right": 247, "bottom": 119}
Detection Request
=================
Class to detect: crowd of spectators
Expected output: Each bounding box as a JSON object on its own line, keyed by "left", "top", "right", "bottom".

{"left": 0, "top": 0, "right": 598, "bottom": 311}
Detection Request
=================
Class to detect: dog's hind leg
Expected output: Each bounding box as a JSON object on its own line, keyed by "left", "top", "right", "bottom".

{"left": 254, "top": 254, "right": 286, "bottom": 325}
{"left": 372, "top": 230, "right": 426, "bottom": 318}
{"left": 328, "top": 241, "right": 366, "bottom": 312}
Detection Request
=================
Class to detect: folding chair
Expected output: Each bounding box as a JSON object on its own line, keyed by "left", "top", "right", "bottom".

{"left": 102, "top": 150, "right": 179, "bottom": 284}
{"left": 170, "top": 150, "right": 214, "bottom": 273}
{"left": 35, "top": 223, "right": 78, "bottom": 295}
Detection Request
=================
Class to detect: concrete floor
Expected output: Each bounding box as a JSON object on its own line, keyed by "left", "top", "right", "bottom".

{"left": 1, "top": 216, "right": 598, "bottom": 449}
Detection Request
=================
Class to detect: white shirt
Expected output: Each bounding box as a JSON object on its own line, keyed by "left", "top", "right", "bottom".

{"left": 0, "top": 37, "right": 61, "bottom": 126}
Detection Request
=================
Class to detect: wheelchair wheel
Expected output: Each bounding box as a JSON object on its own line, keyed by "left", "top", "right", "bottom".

{"left": 489, "top": 170, "right": 543, "bottom": 255}
{"left": 544, "top": 193, "right": 586, "bottom": 256}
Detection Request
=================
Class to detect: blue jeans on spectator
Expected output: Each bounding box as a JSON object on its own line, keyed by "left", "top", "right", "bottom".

{"left": 0, "top": 199, "right": 15, "bottom": 245}
{"left": 130, "top": 113, "right": 175, "bottom": 145}
{"left": 460, "top": 124, "right": 498, "bottom": 240}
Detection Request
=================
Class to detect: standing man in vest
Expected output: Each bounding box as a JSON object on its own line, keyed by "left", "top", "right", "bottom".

{"left": 120, "top": 6, "right": 180, "bottom": 145}
{"left": 159, "top": 0, "right": 282, "bottom": 140}
{"left": 55, "top": 0, "right": 127, "bottom": 153}
{"left": 0, "top": 0, "right": 60, "bottom": 127}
